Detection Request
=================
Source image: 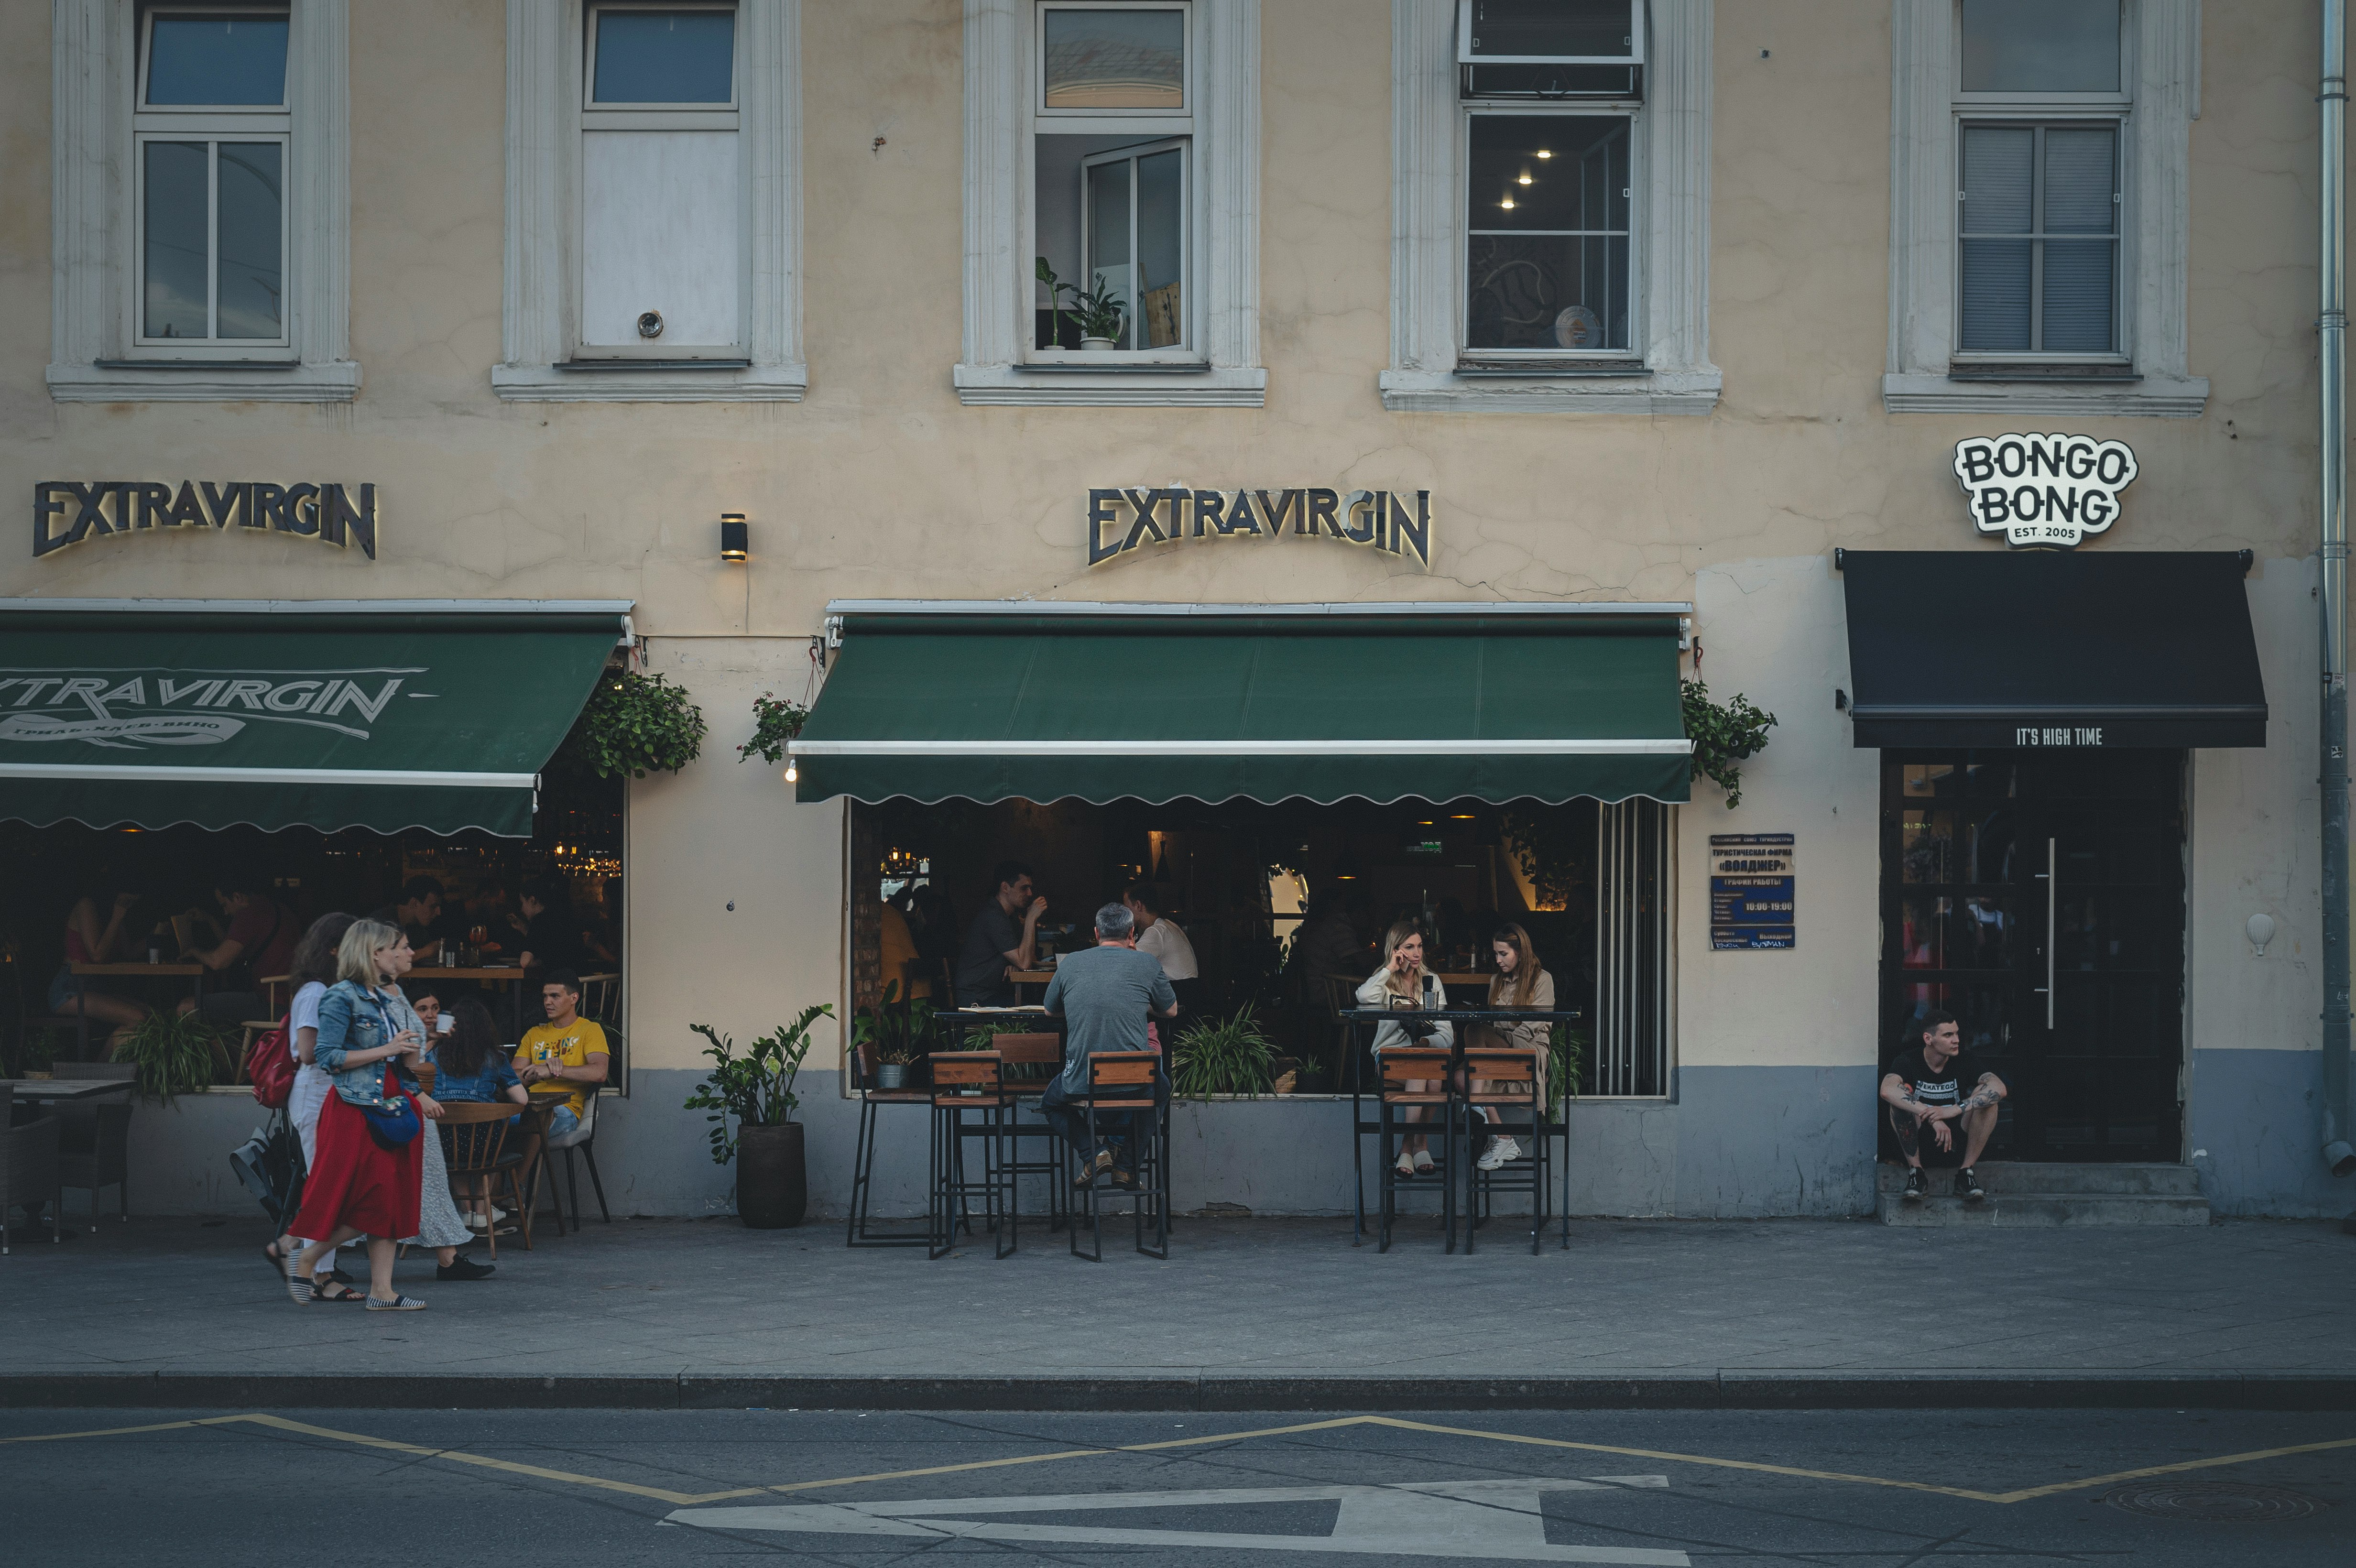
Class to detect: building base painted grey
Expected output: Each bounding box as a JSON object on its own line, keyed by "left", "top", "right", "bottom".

{"left": 2187, "top": 1049, "right": 2356, "bottom": 1218}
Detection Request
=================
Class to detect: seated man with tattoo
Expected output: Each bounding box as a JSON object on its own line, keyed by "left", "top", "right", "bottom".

{"left": 1880, "top": 1010, "right": 2008, "bottom": 1203}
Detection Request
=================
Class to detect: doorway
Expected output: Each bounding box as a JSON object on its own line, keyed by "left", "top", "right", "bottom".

{"left": 1878, "top": 751, "right": 2186, "bottom": 1162}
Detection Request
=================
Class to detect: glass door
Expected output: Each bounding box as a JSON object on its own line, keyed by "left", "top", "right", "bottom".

{"left": 1879, "top": 751, "right": 2185, "bottom": 1162}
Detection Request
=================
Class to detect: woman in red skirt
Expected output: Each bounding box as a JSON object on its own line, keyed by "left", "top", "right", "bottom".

{"left": 287, "top": 919, "right": 430, "bottom": 1311}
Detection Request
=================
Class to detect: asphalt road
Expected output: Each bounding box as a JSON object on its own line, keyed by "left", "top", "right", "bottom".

{"left": 3, "top": 1406, "right": 2348, "bottom": 1565}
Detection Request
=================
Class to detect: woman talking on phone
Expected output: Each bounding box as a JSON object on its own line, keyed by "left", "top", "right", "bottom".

{"left": 1355, "top": 922, "right": 1452, "bottom": 1177}
{"left": 282, "top": 920, "right": 431, "bottom": 1311}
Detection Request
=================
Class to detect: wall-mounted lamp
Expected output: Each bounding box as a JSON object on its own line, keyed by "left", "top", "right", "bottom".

{"left": 720, "top": 512, "right": 749, "bottom": 562}
{"left": 783, "top": 756, "right": 798, "bottom": 784}
{"left": 2247, "top": 913, "right": 2277, "bottom": 956}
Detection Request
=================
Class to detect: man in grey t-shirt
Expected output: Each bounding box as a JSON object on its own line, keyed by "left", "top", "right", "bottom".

{"left": 1040, "top": 902, "right": 1178, "bottom": 1187}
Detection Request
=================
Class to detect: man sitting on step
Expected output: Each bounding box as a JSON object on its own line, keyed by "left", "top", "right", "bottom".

{"left": 1880, "top": 1010, "right": 2008, "bottom": 1204}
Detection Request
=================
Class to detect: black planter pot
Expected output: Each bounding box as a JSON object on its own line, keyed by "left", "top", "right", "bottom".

{"left": 736, "top": 1121, "right": 807, "bottom": 1229}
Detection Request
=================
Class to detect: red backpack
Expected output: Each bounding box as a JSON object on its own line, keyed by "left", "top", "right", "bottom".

{"left": 246, "top": 1019, "right": 296, "bottom": 1110}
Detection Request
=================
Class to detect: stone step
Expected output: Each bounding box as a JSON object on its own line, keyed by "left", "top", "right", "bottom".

{"left": 1873, "top": 1161, "right": 2203, "bottom": 1198}
{"left": 1876, "top": 1190, "right": 2212, "bottom": 1227}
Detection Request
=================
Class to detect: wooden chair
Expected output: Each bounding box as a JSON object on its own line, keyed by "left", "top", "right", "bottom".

{"left": 50, "top": 1062, "right": 134, "bottom": 1230}
{"left": 846, "top": 1040, "right": 931, "bottom": 1248}
{"left": 1460, "top": 1047, "right": 1550, "bottom": 1255}
{"left": 436, "top": 1102, "right": 533, "bottom": 1257}
{"left": 927, "top": 1052, "right": 1013, "bottom": 1260}
{"left": 0, "top": 1085, "right": 62, "bottom": 1256}
{"left": 1376, "top": 1047, "right": 1458, "bottom": 1254}
{"left": 1072, "top": 1051, "right": 1169, "bottom": 1263}
{"left": 990, "top": 1032, "right": 1070, "bottom": 1233}
{"left": 577, "top": 973, "right": 621, "bottom": 1023}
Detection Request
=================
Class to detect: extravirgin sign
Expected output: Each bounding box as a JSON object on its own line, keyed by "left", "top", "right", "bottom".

{"left": 1951, "top": 434, "right": 2138, "bottom": 549}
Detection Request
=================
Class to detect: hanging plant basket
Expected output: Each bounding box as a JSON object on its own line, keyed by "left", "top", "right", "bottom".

{"left": 554, "top": 668, "right": 707, "bottom": 780}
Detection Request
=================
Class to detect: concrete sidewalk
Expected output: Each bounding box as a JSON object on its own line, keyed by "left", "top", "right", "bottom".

{"left": 2, "top": 1212, "right": 2349, "bottom": 1410}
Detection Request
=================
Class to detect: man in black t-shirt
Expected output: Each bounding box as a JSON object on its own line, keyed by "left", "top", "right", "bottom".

{"left": 1880, "top": 1010, "right": 2009, "bottom": 1203}
{"left": 952, "top": 860, "right": 1047, "bottom": 1007}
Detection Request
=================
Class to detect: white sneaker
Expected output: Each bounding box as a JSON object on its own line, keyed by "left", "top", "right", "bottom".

{"left": 1477, "top": 1138, "right": 1506, "bottom": 1171}
{"left": 1493, "top": 1136, "right": 1522, "bottom": 1164}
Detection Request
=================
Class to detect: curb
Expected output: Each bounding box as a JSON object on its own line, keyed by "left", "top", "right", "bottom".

{"left": 5, "top": 1371, "right": 2349, "bottom": 1412}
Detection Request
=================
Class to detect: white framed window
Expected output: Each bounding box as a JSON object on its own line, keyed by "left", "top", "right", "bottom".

{"left": 1886, "top": 0, "right": 2206, "bottom": 416}
{"left": 1030, "top": 4, "right": 1195, "bottom": 361}
{"left": 49, "top": 0, "right": 356, "bottom": 403}
{"left": 497, "top": 0, "right": 805, "bottom": 402}
{"left": 957, "top": 0, "right": 1263, "bottom": 406}
{"left": 133, "top": 8, "right": 291, "bottom": 352}
{"left": 578, "top": 3, "right": 743, "bottom": 359}
{"left": 1385, "top": 0, "right": 1718, "bottom": 414}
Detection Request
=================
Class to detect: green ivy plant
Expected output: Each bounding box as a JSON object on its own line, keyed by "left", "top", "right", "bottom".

{"left": 684, "top": 1006, "right": 827, "bottom": 1165}
{"left": 737, "top": 691, "right": 811, "bottom": 765}
{"left": 557, "top": 668, "right": 707, "bottom": 780}
{"left": 1682, "top": 678, "right": 1778, "bottom": 809}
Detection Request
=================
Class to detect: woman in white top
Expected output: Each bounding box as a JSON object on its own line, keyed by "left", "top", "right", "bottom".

{"left": 1354, "top": 922, "right": 1453, "bottom": 1177}
{"left": 267, "top": 912, "right": 362, "bottom": 1301}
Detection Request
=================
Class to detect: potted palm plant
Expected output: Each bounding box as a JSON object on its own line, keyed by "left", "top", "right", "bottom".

{"left": 685, "top": 1006, "right": 827, "bottom": 1228}
{"left": 1170, "top": 1005, "right": 1278, "bottom": 1101}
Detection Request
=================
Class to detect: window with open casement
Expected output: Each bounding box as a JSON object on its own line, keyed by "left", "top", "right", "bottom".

{"left": 1030, "top": 3, "right": 1195, "bottom": 359}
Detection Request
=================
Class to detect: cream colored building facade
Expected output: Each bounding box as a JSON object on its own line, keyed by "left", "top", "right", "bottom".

{"left": 4, "top": 0, "right": 2345, "bottom": 1217}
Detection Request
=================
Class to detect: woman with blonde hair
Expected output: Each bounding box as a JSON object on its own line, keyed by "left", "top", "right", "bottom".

{"left": 1472, "top": 923, "right": 1555, "bottom": 1170}
{"left": 1354, "top": 920, "right": 1452, "bottom": 1176}
{"left": 281, "top": 920, "right": 430, "bottom": 1311}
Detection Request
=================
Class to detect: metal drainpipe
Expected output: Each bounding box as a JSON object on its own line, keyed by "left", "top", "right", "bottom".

{"left": 2321, "top": 0, "right": 2356, "bottom": 1179}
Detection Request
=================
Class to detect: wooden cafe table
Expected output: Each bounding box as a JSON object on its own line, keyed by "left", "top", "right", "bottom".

{"left": 65, "top": 962, "right": 205, "bottom": 1057}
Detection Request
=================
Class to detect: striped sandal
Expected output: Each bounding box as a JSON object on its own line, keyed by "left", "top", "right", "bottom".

{"left": 365, "top": 1295, "right": 427, "bottom": 1312}
{"left": 284, "top": 1249, "right": 316, "bottom": 1305}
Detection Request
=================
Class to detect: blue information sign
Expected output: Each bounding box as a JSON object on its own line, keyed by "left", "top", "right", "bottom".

{"left": 1709, "top": 833, "right": 1795, "bottom": 951}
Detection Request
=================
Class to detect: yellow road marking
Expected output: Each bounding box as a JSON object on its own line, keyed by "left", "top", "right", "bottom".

{"left": 3, "top": 1409, "right": 2349, "bottom": 1509}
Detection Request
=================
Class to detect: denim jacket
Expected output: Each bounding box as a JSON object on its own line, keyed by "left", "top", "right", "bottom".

{"left": 316, "top": 980, "right": 423, "bottom": 1108}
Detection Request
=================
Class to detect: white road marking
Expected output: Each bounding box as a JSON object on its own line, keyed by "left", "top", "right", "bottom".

{"left": 666, "top": 1474, "right": 1686, "bottom": 1563}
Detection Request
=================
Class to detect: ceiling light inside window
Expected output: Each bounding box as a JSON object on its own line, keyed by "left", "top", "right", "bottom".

{"left": 1535, "top": 149, "right": 1553, "bottom": 159}
{"left": 1500, "top": 196, "right": 1516, "bottom": 208}
{"left": 1517, "top": 173, "right": 1532, "bottom": 185}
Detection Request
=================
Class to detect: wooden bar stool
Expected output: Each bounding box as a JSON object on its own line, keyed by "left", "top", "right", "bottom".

{"left": 1376, "top": 1047, "right": 1458, "bottom": 1253}
{"left": 1071, "top": 1051, "right": 1168, "bottom": 1262}
{"left": 927, "top": 1052, "right": 1013, "bottom": 1260}
{"left": 846, "top": 1041, "right": 931, "bottom": 1248}
{"left": 1461, "top": 1047, "right": 1549, "bottom": 1254}
{"left": 990, "top": 1033, "right": 1070, "bottom": 1233}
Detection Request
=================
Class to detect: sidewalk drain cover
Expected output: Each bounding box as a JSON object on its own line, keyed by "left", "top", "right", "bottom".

{"left": 2104, "top": 1482, "right": 2325, "bottom": 1523}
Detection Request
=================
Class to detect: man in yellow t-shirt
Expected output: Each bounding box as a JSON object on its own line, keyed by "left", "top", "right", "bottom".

{"left": 513, "top": 970, "right": 609, "bottom": 1137}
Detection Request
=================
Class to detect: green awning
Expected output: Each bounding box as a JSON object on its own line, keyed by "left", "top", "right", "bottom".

{"left": 0, "top": 599, "right": 633, "bottom": 836}
{"left": 790, "top": 601, "right": 1692, "bottom": 806}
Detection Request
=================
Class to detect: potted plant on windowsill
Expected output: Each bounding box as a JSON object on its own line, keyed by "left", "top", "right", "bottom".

{"left": 685, "top": 1006, "right": 826, "bottom": 1229}
{"left": 1069, "top": 273, "right": 1127, "bottom": 353}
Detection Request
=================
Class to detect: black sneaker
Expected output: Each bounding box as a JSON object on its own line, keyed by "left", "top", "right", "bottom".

{"left": 1956, "top": 1167, "right": 1987, "bottom": 1202}
{"left": 1901, "top": 1168, "right": 1927, "bottom": 1203}
{"left": 436, "top": 1254, "right": 497, "bottom": 1281}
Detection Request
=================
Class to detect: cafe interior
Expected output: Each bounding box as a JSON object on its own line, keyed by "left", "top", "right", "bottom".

{"left": 853, "top": 794, "right": 1664, "bottom": 1095}
{"left": 0, "top": 768, "right": 623, "bottom": 1079}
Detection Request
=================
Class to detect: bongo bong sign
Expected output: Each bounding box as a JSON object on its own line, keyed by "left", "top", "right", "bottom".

{"left": 1952, "top": 434, "right": 2138, "bottom": 549}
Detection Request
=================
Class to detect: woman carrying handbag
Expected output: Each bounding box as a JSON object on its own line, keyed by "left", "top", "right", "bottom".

{"left": 283, "top": 919, "right": 431, "bottom": 1312}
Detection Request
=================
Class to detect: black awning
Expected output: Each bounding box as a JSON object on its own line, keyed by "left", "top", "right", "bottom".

{"left": 1838, "top": 551, "right": 2268, "bottom": 749}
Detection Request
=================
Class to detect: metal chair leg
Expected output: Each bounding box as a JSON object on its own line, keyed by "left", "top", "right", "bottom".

{"left": 582, "top": 1143, "right": 611, "bottom": 1222}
